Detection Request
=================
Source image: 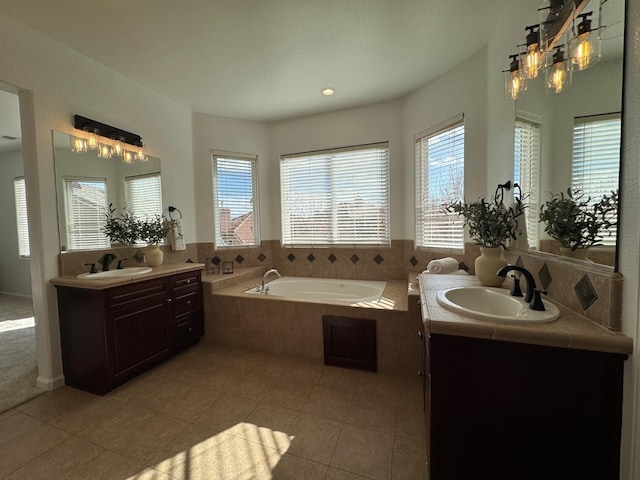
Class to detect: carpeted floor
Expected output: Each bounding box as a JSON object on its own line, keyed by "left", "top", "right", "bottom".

{"left": 0, "top": 294, "right": 44, "bottom": 413}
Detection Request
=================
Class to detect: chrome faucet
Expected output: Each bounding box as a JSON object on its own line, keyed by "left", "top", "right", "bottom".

{"left": 101, "top": 253, "right": 117, "bottom": 272}
{"left": 261, "top": 268, "right": 281, "bottom": 292}
{"left": 496, "top": 265, "right": 546, "bottom": 311}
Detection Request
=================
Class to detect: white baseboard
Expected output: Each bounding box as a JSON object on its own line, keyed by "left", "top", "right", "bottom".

{"left": 36, "top": 374, "right": 65, "bottom": 391}
{"left": 0, "top": 292, "right": 33, "bottom": 300}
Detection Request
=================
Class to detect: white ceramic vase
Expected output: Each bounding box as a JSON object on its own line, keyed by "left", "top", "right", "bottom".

{"left": 145, "top": 245, "right": 163, "bottom": 267}
{"left": 475, "top": 247, "right": 508, "bottom": 287}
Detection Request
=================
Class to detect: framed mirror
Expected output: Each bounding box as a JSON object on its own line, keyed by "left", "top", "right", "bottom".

{"left": 513, "top": 0, "right": 624, "bottom": 268}
{"left": 52, "top": 130, "right": 162, "bottom": 252}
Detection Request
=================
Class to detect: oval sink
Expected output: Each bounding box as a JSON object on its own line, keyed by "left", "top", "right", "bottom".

{"left": 437, "top": 287, "right": 560, "bottom": 323}
{"left": 77, "top": 267, "right": 152, "bottom": 279}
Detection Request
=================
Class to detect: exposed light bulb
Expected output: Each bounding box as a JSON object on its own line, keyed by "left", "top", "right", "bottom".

{"left": 134, "top": 143, "right": 147, "bottom": 162}
{"left": 71, "top": 136, "right": 87, "bottom": 153}
{"left": 546, "top": 47, "right": 572, "bottom": 94}
{"left": 123, "top": 151, "right": 134, "bottom": 164}
{"left": 524, "top": 25, "right": 541, "bottom": 79}
{"left": 504, "top": 54, "right": 526, "bottom": 100}
{"left": 111, "top": 135, "right": 125, "bottom": 157}
{"left": 570, "top": 12, "right": 601, "bottom": 71}
{"left": 98, "top": 143, "right": 112, "bottom": 159}
{"left": 83, "top": 127, "right": 100, "bottom": 150}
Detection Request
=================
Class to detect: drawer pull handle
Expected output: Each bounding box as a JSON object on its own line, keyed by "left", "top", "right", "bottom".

{"left": 187, "top": 301, "right": 191, "bottom": 305}
{"left": 188, "top": 327, "right": 193, "bottom": 333}
{"left": 167, "top": 298, "right": 172, "bottom": 303}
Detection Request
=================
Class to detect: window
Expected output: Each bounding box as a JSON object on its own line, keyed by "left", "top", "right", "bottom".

{"left": 572, "top": 114, "right": 621, "bottom": 246}
{"left": 415, "top": 115, "right": 465, "bottom": 251}
{"left": 514, "top": 115, "right": 541, "bottom": 249}
{"left": 212, "top": 153, "right": 260, "bottom": 247}
{"left": 63, "top": 177, "right": 110, "bottom": 250}
{"left": 13, "top": 177, "right": 30, "bottom": 258}
{"left": 280, "top": 143, "right": 389, "bottom": 246}
{"left": 124, "top": 173, "right": 163, "bottom": 221}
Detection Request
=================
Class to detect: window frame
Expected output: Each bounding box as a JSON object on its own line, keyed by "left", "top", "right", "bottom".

{"left": 415, "top": 114, "right": 465, "bottom": 252}
{"left": 62, "top": 176, "right": 110, "bottom": 251}
{"left": 279, "top": 142, "right": 390, "bottom": 247}
{"left": 124, "top": 172, "right": 163, "bottom": 221}
{"left": 212, "top": 151, "right": 261, "bottom": 249}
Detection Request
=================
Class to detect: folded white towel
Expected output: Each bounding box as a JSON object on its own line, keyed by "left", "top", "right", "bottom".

{"left": 169, "top": 220, "right": 186, "bottom": 251}
{"left": 426, "top": 257, "right": 459, "bottom": 274}
{"left": 422, "top": 268, "right": 468, "bottom": 276}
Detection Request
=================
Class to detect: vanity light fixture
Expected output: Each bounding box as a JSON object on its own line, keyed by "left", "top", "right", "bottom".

{"left": 321, "top": 87, "right": 335, "bottom": 96}
{"left": 72, "top": 115, "right": 148, "bottom": 162}
{"left": 523, "top": 25, "right": 542, "bottom": 79}
{"left": 569, "top": 11, "right": 601, "bottom": 70}
{"left": 504, "top": 54, "right": 526, "bottom": 100}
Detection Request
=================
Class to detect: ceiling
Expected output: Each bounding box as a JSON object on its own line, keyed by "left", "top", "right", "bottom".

{"left": 0, "top": 0, "right": 507, "bottom": 122}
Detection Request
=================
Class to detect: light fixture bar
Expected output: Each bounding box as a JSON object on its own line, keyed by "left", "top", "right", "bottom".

{"left": 73, "top": 115, "right": 142, "bottom": 147}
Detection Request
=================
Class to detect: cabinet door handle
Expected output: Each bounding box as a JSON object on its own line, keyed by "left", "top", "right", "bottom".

{"left": 417, "top": 330, "right": 424, "bottom": 339}
{"left": 186, "top": 301, "right": 191, "bottom": 305}
{"left": 167, "top": 298, "right": 172, "bottom": 303}
{"left": 418, "top": 370, "right": 425, "bottom": 377}
{"left": 188, "top": 327, "right": 193, "bottom": 333}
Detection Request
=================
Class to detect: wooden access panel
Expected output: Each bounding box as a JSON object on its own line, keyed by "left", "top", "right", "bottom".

{"left": 322, "top": 315, "right": 376, "bottom": 371}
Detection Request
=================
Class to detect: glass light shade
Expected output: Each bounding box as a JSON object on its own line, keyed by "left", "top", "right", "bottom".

{"left": 134, "top": 144, "right": 147, "bottom": 162}
{"left": 71, "top": 136, "right": 87, "bottom": 153}
{"left": 123, "top": 151, "right": 134, "bottom": 164}
{"left": 98, "top": 143, "right": 112, "bottom": 159}
{"left": 546, "top": 57, "right": 572, "bottom": 93}
{"left": 504, "top": 54, "right": 527, "bottom": 100}
{"left": 111, "top": 136, "right": 125, "bottom": 157}
{"left": 524, "top": 44, "right": 542, "bottom": 79}
{"left": 569, "top": 31, "right": 601, "bottom": 70}
{"left": 539, "top": 0, "right": 575, "bottom": 51}
{"left": 83, "top": 127, "right": 100, "bottom": 150}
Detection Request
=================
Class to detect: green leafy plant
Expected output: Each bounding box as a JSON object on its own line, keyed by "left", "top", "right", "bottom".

{"left": 539, "top": 188, "right": 618, "bottom": 250}
{"left": 137, "top": 215, "right": 171, "bottom": 245}
{"left": 447, "top": 191, "right": 525, "bottom": 248}
{"left": 103, "top": 204, "right": 139, "bottom": 245}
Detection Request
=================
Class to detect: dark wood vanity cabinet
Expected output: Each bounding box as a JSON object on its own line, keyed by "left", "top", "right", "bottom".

{"left": 56, "top": 270, "right": 203, "bottom": 395}
{"left": 428, "top": 333, "right": 626, "bottom": 480}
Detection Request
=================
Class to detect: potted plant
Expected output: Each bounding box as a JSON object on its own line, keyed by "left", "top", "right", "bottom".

{"left": 137, "top": 215, "right": 171, "bottom": 266}
{"left": 103, "top": 204, "right": 139, "bottom": 245}
{"left": 539, "top": 188, "right": 618, "bottom": 260}
{"left": 448, "top": 190, "right": 525, "bottom": 286}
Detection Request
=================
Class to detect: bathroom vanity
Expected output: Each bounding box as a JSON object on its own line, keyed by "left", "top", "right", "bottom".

{"left": 417, "top": 273, "right": 632, "bottom": 480}
{"left": 53, "top": 264, "right": 203, "bottom": 395}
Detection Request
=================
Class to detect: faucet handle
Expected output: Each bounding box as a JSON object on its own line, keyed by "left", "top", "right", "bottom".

{"left": 509, "top": 274, "right": 523, "bottom": 297}
{"left": 529, "top": 289, "right": 548, "bottom": 311}
{"left": 116, "top": 259, "right": 128, "bottom": 269}
{"left": 84, "top": 263, "right": 97, "bottom": 274}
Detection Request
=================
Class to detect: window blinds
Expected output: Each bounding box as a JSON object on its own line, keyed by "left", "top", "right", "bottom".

{"left": 280, "top": 143, "right": 390, "bottom": 246}
{"left": 13, "top": 177, "right": 30, "bottom": 258}
{"left": 124, "top": 173, "right": 163, "bottom": 221}
{"left": 514, "top": 118, "right": 541, "bottom": 249}
{"left": 572, "top": 114, "right": 621, "bottom": 246}
{"left": 212, "top": 154, "right": 259, "bottom": 247}
{"left": 63, "top": 178, "right": 110, "bottom": 250}
{"left": 415, "top": 117, "right": 465, "bottom": 251}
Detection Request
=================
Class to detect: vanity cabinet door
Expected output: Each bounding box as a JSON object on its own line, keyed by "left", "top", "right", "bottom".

{"left": 429, "top": 334, "right": 626, "bottom": 480}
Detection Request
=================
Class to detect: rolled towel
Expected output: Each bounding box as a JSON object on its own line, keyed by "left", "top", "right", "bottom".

{"left": 169, "top": 219, "right": 186, "bottom": 251}
{"left": 422, "top": 269, "right": 468, "bottom": 275}
{"left": 426, "top": 257, "right": 459, "bottom": 274}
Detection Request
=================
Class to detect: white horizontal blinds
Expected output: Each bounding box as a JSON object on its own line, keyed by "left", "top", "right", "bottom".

{"left": 415, "top": 117, "right": 464, "bottom": 251}
{"left": 212, "top": 154, "right": 259, "bottom": 247}
{"left": 13, "top": 177, "right": 30, "bottom": 258}
{"left": 515, "top": 117, "right": 541, "bottom": 249}
{"left": 124, "top": 173, "right": 163, "bottom": 221}
{"left": 280, "top": 143, "right": 390, "bottom": 246}
{"left": 63, "top": 177, "right": 110, "bottom": 250}
{"left": 572, "top": 114, "right": 621, "bottom": 246}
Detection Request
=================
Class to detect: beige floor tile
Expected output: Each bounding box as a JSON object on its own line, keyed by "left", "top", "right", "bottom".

{"left": 355, "top": 373, "right": 401, "bottom": 404}
{"left": 270, "top": 453, "right": 328, "bottom": 479}
{"left": 69, "top": 450, "right": 173, "bottom": 480}
{"left": 261, "top": 377, "right": 314, "bottom": 410}
{"left": 109, "top": 373, "right": 192, "bottom": 411}
{"left": 104, "top": 413, "right": 188, "bottom": 464}
{"left": 0, "top": 422, "right": 69, "bottom": 478}
{"left": 346, "top": 394, "right": 396, "bottom": 433}
{"left": 195, "top": 393, "right": 257, "bottom": 432}
{"left": 392, "top": 436, "right": 428, "bottom": 480}
{"left": 302, "top": 385, "right": 353, "bottom": 421}
{"left": 325, "top": 467, "right": 371, "bottom": 479}
{"left": 188, "top": 365, "right": 244, "bottom": 392}
{"left": 228, "top": 370, "right": 275, "bottom": 401}
{"left": 231, "top": 403, "right": 297, "bottom": 450}
{"left": 331, "top": 424, "right": 394, "bottom": 480}
{"left": 287, "top": 412, "right": 343, "bottom": 465}
{"left": 159, "top": 384, "right": 223, "bottom": 422}
{"left": 16, "top": 386, "right": 100, "bottom": 426}
{"left": 4, "top": 435, "right": 102, "bottom": 480}
{"left": 0, "top": 410, "right": 42, "bottom": 446}
{"left": 284, "top": 361, "right": 325, "bottom": 384}
{"left": 394, "top": 376, "right": 424, "bottom": 410}
{"left": 395, "top": 406, "right": 426, "bottom": 440}
{"left": 320, "top": 366, "right": 371, "bottom": 390}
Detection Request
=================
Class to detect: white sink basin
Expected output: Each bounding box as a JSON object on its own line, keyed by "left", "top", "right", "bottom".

{"left": 437, "top": 287, "right": 560, "bottom": 323}
{"left": 77, "top": 267, "right": 152, "bottom": 279}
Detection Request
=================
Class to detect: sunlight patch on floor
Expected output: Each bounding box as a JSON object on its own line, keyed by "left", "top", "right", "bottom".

{"left": 0, "top": 316, "right": 35, "bottom": 333}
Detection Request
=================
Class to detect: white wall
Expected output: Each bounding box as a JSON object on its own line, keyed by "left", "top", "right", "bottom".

{"left": 0, "top": 11, "right": 195, "bottom": 389}
{"left": 0, "top": 147, "right": 31, "bottom": 296}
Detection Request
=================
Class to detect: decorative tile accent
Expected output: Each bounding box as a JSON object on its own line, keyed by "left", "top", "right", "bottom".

{"left": 328, "top": 254, "right": 338, "bottom": 264}
{"left": 409, "top": 256, "right": 418, "bottom": 267}
{"left": 186, "top": 258, "right": 194, "bottom": 263}
{"left": 458, "top": 262, "right": 469, "bottom": 272}
{"left": 287, "top": 253, "right": 296, "bottom": 262}
{"left": 350, "top": 254, "right": 359, "bottom": 264}
{"left": 574, "top": 274, "right": 598, "bottom": 310}
{"left": 212, "top": 256, "right": 221, "bottom": 266}
{"left": 307, "top": 253, "right": 316, "bottom": 263}
{"left": 133, "top": 250, "right": 145, "bottom": 263}
{"left": 373, "top": 254, "right": 384, "bottom": 265}
{"left": 257, "top": 253, "right": 266, "bottom": 262}
{"left": 234, "top": 255, "right": 244, "bottom": 264}
{"left": 538, "top": 263, "right": 553, "bottom": 290}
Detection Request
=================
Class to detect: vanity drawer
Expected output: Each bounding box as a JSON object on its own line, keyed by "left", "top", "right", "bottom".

{"left": 171, "top": 271, "right": 201, "bottom": 293}
{"left": 173, "top": 289, "right": 201, "bottom": 318}
{"left": 174, "top": 316, "right": 201, "bottom": 351}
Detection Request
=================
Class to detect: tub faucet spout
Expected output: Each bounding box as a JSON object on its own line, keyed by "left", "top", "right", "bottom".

{"left": 262, "top": 269, "right": 281, "bottom": 292}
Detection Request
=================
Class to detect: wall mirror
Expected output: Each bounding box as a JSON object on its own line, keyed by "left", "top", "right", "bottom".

{"left": 513, "top": 0, "right": 624, "bottom": 268}
{"left": 53, "top": 130, "right": 162, "bottom": 252}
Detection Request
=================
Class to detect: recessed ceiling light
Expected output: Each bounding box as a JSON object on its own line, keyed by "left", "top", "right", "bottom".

{"left": 321, "top": 87, "right": 335, "bottom": 96}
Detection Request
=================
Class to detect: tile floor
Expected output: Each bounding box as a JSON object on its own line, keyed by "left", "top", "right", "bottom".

{"left": 0, "top": 342, "right": 428, "bottom": 479}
